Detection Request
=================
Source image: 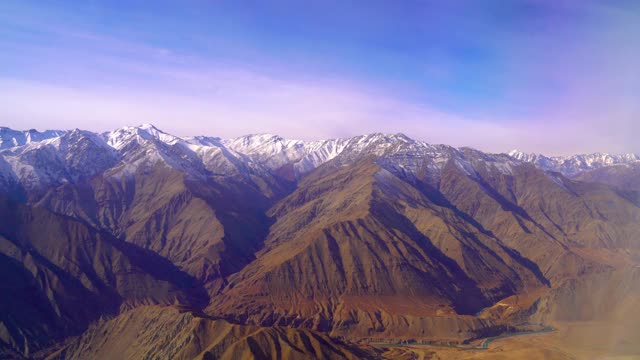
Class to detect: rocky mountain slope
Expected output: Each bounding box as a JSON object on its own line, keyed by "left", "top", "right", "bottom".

{"left": 575, "top": 162, "right": 640, "bottom": 193}
{"left": 47, "top": 306, "right": 375, "bottom": 360}
{"left": 0, "top": 197, "right": 206, "bottom": 357}
{"left": 0, "top": 124, "right": 638, "bottom": 359}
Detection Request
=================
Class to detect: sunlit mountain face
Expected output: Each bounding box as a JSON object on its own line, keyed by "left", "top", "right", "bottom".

{"left": 2, "top": 1, "right": 639, "bottom": 358}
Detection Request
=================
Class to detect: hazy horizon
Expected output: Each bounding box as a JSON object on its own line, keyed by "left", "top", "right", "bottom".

{"left": 1, "top": 1, "right": 638, "bottom": 156}
{"left": 3, "top": 122, "right": 640, "bottom": 158}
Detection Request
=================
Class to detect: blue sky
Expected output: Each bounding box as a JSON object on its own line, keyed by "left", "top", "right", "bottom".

{"left": 0, "top": 0, "right": 638, "bottom": 154}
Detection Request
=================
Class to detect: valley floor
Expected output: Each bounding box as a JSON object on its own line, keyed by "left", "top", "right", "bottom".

{"left": 380, "top": 321, "right": 640, "bottom": 360}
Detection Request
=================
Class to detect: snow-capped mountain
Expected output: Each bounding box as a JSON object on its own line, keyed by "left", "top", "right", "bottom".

{"left": 101, "top": 123, "right": 208, "bottom": 178}
{"left": 0, "top": 127, "right": 66, "bottom": 149}
{"left": 223, "top": 132, "right": 480, "bottom": 181}
{"left": 0, "top": 129, "right": 120, "bottom": 191}
{"left": 96, "top": 123, "right": 266, "bottom": 179}
{"left": 1, "top": 124, "right": 636, "bottom": 195}
{"left": 509, "top": 150, "right": 640, "bottom": 177}
{"left": 222, "top": 133, "right": 352, "bottom": 176}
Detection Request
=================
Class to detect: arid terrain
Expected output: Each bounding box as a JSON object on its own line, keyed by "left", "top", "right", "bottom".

{"left": 380, "top": 320, "right": 640, "bottom": 360}
{"left": 1, "top": 126, "right": 639, "bottom": 359}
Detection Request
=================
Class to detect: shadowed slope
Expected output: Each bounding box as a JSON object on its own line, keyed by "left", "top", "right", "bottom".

{"left": 434, "top": 153, "right": 640, "bottom": 284}
{"left": 35, "top": 164, "right": 284, "bottom": 292}
{"left": 0, "top": 197, "right": 207, "bottom": 356}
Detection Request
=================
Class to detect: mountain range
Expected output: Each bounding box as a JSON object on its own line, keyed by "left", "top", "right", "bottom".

{"left": 1, "top": 124, "right": 639, "bottom": 359}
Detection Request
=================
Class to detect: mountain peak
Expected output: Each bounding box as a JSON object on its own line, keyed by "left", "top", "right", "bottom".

{"left": 226, "top": 133, "right": 303, "bottom": 146}
{"left": 105, "top": 124, "right": 180, "bottom": 150}
{"left": 507, "top": 149, "right": 543, "bottom": 162}
{"left": 360, "top": 132, "right": 414, "bottom": 142}
{"left": 223, "top": 133, "right": 305, "bottom": 159}
{"left": 138, "top": 123, "right": 158, "bottom": 130}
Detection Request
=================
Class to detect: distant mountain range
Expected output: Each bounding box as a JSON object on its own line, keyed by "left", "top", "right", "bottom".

{"left": 509, "top": 149, "right": 639, "bottom": 176}
{"left": 0, "top": 127, "right": 66, "bottom": 149}
{"left": 1, "top": 124, "right": 637, "bottom": 193}
{"left": 1, "top": 124, "right": 639, "bottom": 359}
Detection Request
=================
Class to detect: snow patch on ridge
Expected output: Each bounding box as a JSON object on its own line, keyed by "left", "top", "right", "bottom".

{"left": 0, "top": 124, "right": 633, "bottom": 195}
{"left": 509, "top": 149, "right": 640, "bottom": 177}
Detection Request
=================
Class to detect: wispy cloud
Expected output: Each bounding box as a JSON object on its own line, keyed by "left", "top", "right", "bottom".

{"left": 0, "top": 1, "right": 638, "bottom": 155}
